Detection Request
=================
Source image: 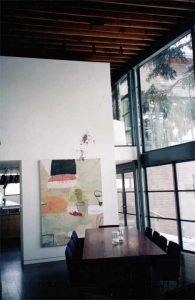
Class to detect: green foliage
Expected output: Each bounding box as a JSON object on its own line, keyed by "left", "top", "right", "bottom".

{"left": 139, "top": 33, "right": 195, "bottom": 150}
{"left": 147, "top": 46, "right": 189, "bottom": 81}
{"left": 181, "top": 65, "right": 195, "bottom": 89}
{"left": 142, "top": 84, "right": 170, "bottom": 118}
{"left": 142, "top": 34, "right": 193, "bottom": 120}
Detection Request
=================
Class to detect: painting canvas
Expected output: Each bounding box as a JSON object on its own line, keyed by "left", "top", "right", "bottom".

{"left": 39, "top": 159, "right": 103, "bottom": 247}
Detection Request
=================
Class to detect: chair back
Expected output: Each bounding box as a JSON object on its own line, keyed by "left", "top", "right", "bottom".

{"left": 152, "top": 230, "right": 160, "bottom": 245}
{"left": 158, "top": 235, "right": 167, "bottom": 251}
{"left": 153, "top": 240, "right": 181, "bottom": 282}
{"left": 144, "top": 227, "right": 152, "bottom": 240}
{"left": 67, "top": 237, "right": 77, "bottom": 255}
{"left": 65, "top": 245, "right": 72, "bottom": 261}
{"left": 71, "top": 230, "right": 78, "bottom": 241}
{"left": 69, "top": 230, "right": 85, "bottom": 259}
{"left": 167, "top": 241, "right": 181, "bottom": 257}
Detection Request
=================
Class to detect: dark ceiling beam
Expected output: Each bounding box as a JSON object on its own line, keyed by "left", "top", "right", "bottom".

{"left": 57, "top": 42, "right": 143, "bottom": 52}
{"left": 3, "top": 25, "right": 158, "bottom": 42}
{"left": 2, "top": 6, "right": 181, "bottom": 24}
{"left": 2, "top": 38, "right": 140, "bottom": 56}
{"left": 1, "top": 46, "right": 129, "bottom": 63}
{"left": 2, "top": 15, "right": 168, "bottom": 35}
{"left": 2, "top": 31, "right": 150, "bottom": 47}
{"left": 164, "top": 0, "right": 195, "bottom": 3}
{"left": 1, "top": 1, "right": 194, "bottom": 84}
{"left": 2, "top": 34, "right": 147, "bottom": 51}
{"left": 2, "top": 35, "right": 146, "bottom": 51}
{"left": 81, "top": 0, "right": 195, "bottom": 11}
{"left": 47, "top": 2, "right": 192, "bottom": 18}
{"left": 1, "top": 19, "right": 164, "bottom": 37}
{"left": 2, "top": 12, "right": 171, "bottom": 30}
{"left": 62, "top": 47, "right": 138, "bottom": 56}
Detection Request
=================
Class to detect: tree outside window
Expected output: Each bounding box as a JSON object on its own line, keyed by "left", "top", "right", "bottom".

{"left": 140, "top": 33, "right": 195, "bottom": 151}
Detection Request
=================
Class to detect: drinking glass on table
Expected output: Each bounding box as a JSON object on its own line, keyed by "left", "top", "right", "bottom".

{"left": 112, "top": 230, "right": 119, "bottom": 244}
{"left": 118, "top": 227, "right": 124, "bottom": 242}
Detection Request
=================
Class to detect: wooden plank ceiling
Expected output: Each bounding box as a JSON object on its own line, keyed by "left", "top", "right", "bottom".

{"left": 1, "top": 0, "right": 195, "bottom": 84}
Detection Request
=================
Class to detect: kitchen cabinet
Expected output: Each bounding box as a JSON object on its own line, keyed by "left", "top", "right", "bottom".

{"left": 0, "top": 213, "right": 20, "bottom": 239}
{"left": 0, "top": 200, "right": 20, "bottom": 239}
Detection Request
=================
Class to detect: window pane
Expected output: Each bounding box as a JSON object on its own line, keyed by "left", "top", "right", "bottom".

{"left": 122, "top": 112, "right": 132, "bottom": 145}
{"left": 124, "top": 172, "right": 134, "bottom": 191}
{"left": 119, "top": 213, "right": 125, "bottom": 226}
{"left": 126, "top": 192, "right": 136, "bottom": 214}
{"left": 123, "top": 113, "right": 131, "bottom": 130}
{"left": 119, "top": 78, "right": 128, "bottom": 97}
{"left": 140, "top": 33, "right": 195, "bottom": 151}
{"left": 126, "top": 131, "right": 132, "bottom": 145}
{"left": 177, "top": 161, "right": 195, "bottom": 190}
{"left": 122, "top": 97, "right": 129, "bottom": 114}
{"left": 181, "top": 221, "right": 195, "bottom": 251}
{"left": 126, "top": 214, "right": 136, "bottom": 228}
{"left": 149, "top": 192, "right": 177, "bottom": 219}
{"left": 117, "top": 192, "right": 123, "bottom": 212}
{"left": 5, "top": 183, "right": 20, "bottom": 195}
{"left": 179, "top": 192, "right": 195, "bottom": 220}
{"left": 116, "top": 174, "right": 123, "bottom": 191}
{"left": 150, "top": 218, "right": 178, "bottom": 243}
{"left": 147, "top": 165, "right": 174, "bottom": 191}
{"left": 115, "top": 77, "right": 133, "bottom": 145}
{"left": 112, "top": 86, "right": 119, "bottom": 120}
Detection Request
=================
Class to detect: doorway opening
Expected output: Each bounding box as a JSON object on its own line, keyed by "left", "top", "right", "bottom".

{"left": 116, "top": 163, "right": 138, "bottom": 228}
{"left": 0, "top": 160, "right": 23, "bottom": 261}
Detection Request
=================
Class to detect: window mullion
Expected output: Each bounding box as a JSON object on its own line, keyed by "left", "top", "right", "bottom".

{"left": 172, "top": 163, "right": 183, "bottom": 250}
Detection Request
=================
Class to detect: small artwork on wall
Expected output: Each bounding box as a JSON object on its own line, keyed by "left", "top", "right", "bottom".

{"left": 39, "top": 159, "right": 103, "bottom": 247}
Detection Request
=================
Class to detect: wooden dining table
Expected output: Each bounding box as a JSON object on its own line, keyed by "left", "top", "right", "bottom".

{"left": 82, "top": 227, "right": 167, "bottom": 298}
{"left": 82, "top": 227, "right": 166, "bottom": 261}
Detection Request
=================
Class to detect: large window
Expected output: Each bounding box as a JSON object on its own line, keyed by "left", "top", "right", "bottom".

{"left": 145, "top": 161, "right": 195, "bottom": 252}
{"left": 112, "top": 76, "right": 133, "bottom": 145}
{"left": 177, "top": 161, "right": 195, "bottom": 251}
{"left": 139, "top": 33, "right": 195, "bottom": 151}
{"left": 112, "top": 28, "right": 195, "bottom": 254}
{"left": 146, "top": 165, "right": 178, "bottom": 243}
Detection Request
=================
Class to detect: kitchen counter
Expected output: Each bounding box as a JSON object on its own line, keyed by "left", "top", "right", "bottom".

{"left": 0, "top": 200, "right": 20, "bottom": 215}
{"left": 0, "top": 199, "right": 20, "bottom": 207}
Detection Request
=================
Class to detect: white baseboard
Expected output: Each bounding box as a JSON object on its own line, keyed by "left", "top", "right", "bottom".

{"left": 23, "top": 256, "right": 65, "bottom": 265}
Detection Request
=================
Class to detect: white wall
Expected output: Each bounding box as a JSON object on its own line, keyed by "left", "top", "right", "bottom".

{"left": 0, "top": 56, "right": 118, "bottom": 264}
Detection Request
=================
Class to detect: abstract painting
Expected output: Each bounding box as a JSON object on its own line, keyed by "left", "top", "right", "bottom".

{"left": 39, "top": 159, "right": 103, "bottom": 247}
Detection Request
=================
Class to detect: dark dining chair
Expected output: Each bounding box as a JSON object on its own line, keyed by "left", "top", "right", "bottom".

{"left": 144, "top": 226, "right": 152, "bottom": 240}
{"left": 163, "top": 241, "right": 181, "bottom": 281}
{"left": 99, "top": 225, "right": 119, "bottom": 228}
{"left": 110, "top": 258, "right": 153, "bottom": 299}
{"left": 70, "top": 230, "right": 85, "bottom": 257}
{"left": 167, "top": 241, "right": 181, "bottom": 257}
{"left": 65, "top": 244, "right": 73, "bottom": 271}
{"left": 65, "top": 244, "right": 85, "bottom": 290}
{"left": 67, "top": 238, "right": 77, "bottom": 255}
{"left": 65, "top": 243, "right": 109, "bottom": 297}
{"left": 152, "top": 240, "right": 181, "bottom": 290}
{"left": 152, "top": 230, "right": 160, "bottom": 245}
{"left": 157, "top": 235, "right": 167, "bottom": 252}
{"left": 71, "top": 230, "right": 79, "bottom": 241}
